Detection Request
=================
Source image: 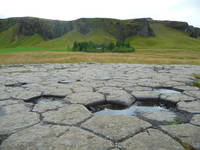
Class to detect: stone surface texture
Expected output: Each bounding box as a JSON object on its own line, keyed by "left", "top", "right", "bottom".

{"left": 0, "top": 63, "right": 200, "bottom": 150}
{"left": 119, "top": 129, "right": 184, "bottom": 150}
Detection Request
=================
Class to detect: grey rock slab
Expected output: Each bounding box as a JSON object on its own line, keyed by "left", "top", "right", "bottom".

{"left": 0, "top": 99, "right": 19, "bottom": 107}
{"left": 11, "top": 89, "right": 42, "bottom": 100}
{"left": 137, "top": 80, "right": 161, "bottom": 87}
{"left": 72, "top": 86, "right": 93, "bottom": 93}
{"left": 97, "top": 87, "right": 135, "bottom": 106}
{"left": 96, "top": 87, "right": 123, "bottom": 93}
{"left": 53, "top": 127, "right": 113, "bottom": 150}
{"left": 172, "top": 77, "right": 194, "bottom": 84}
{"left": 177, "top": 101, "right": 200, "bottom": 113}
{"left": 119, "top": 129, "right": 184, "bottom": 150}
{"left": 184, "top": 90, "right": 200, "bottom": 99}
{"left": 174, "top": 86, "right": 199, "bottom": 91}
{"left": 32, "top": 101, "right": 67, "bottom": 113}
{"left": 0, "top": 103, "right": 31, "bottom": 115}
{"left": 191, "top": 114, "right": 200, "bottom": 126}
{"left": 58, "top": 78, "right": 80, "bottom": 84}
{"left": 160, "top": 93, "right": 196, "bottom": 103}
{"left": 43, "top": 104, "right": 92, "bottom": 125}
{"left": 65, "top": 92, "right": 105, "bottom": 105}
{"left": 0, "top": 112, "right": 39, "bottom": 134}
{"left": 106, "top": 90, "right": 135, "bottom": 106}
{"left": 131, "top": 91, "right": 160, "bottom": 100}
{"left": 0, "top": 124, "right": 70, "bottom": 150}
{"left": 161, "top": 124, "right": 200, "bottom": 149}
{"left": 0, "top": 88, "right": 11, "bottom": 100}
{"left": 160, "top": 81, "right": 186, "bottom": 86}
{"left": 103, "top": 80, "right": 126, "bottom": 87}
{"left": 142, "top": 110, "right": 177, "bottom": 122}
{"left": 124, "top": 86, "right": 152, "bottom": 92}
{"left": 42, "top": 86, "right": 73, "bottom": 96}
{"left": 81, "top": 115, "right": 151, "bottom": 141}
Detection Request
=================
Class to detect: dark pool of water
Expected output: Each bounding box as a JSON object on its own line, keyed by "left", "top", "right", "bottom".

{"left": 24, "top": 96, "right": 64, "bottom": 104}
{"left": 87, "top": 98, "right": 176, "bottom": 116}
{"left": 94, "top": 105, "right": 167, "bottom": 116}
{"left": 154, "top": 89, "right": 181, "bottom": 94}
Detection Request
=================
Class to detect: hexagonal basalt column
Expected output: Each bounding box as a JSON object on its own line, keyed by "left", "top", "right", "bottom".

{"left": 53, "top": 127, "right": 113, "bottom": 150}
{"left": 160, "top": 93, "right": 196, "bottom": 103}
{"left": 161, "top": 124, "right": 200, "bottom": 149}
{"left": 0, "top": 124, "right": 71, "bottom": 150}
{"left": 131, "top": 91, "right": 160, "bottom": 100}
{"left": 32, "top": 100, "right": 67, "bottom": 113}
{"left": 119, "top": 129, "right": 184, "bottom": 150}
{"left": 177, "top": 101, "right": 200, "bottom": 113}
{"left": 0, "top": 112, "right": 39, "bottom": 134}
{"left": 81, "top": 115, "right": 151, "bottom": 142}
{"left": 106, "top": 90, "right": 136, "bottom": 107}
{"left": 191, "top": 114, "right": 200, "bottom": 126}
{"left": 0, "top": 125, "right": 113, "bottom": 150}
{"left": 97, "top": 87, "right": 136, "bottom": 106}
{"left": 43, "top": 104, "right": 92, "bottom": 125}
{"left": 64, "top": 92, "right": 105, "bottom": 105}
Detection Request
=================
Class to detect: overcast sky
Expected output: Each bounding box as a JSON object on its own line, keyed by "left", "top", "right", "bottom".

{"left": 0, "top": 0, "right": 199, "bottom": 27}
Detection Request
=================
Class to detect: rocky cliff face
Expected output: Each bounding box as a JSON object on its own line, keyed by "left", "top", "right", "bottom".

{"left": 0, "top": 17, "right": 199, "bottom": 41}
{"left": 17, "top": 17, "right": 73, "bottom": 40}
{"left": 162, "top": 21, "right": 200, "bottom": 38}
{"left": 0, "top": 17, "right": 155, "bottom": 40}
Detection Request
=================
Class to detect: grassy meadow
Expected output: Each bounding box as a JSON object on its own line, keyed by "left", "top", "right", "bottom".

{"left": 0, "top": 21, "right": 200, "bottom": 65}
{"left": 0, "top": 49, "right": 200, "bottom": 65}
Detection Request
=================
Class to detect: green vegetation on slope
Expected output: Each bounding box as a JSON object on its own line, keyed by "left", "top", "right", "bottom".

{"left": 0, "top": 25, "right": 44, "bottom": 48}
{"left": 0, "top": 19, "right": 200, "bottom": 52}
{"left": 36, "top": 29, "right": 116, "bottom": 49}
{"left": 72, "top": 40, "right": 134, "bottom": 52}
{"left": 127, "top": 22, "right": 200, "bottom": 50}
{"left": 0, "top": 25, "right": 16, "bottom": 48}
{"left": 193, "top": 74, "right": 200, "bottom": 88}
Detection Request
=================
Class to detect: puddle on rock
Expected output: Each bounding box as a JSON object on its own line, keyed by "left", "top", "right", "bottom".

{"left": 86, "top": 99, "right": 176, "bottom": 117}
{"left": 5, "top": 82, "right": 27, "bottom": 87}
{"left": 86, "top": 98, "right": 192, "bottom": 124}
{"left": 153, "top": 87, "right": 183, "bottom": 94}
{"left": 58, "top": 79, "right": 81, "bottom": 84}
{"left": 0, "top": 107, "right": 6, "bottom": 116}
{"left": 24, "top": 95, "right": 65, "bottom": 104}
{"left": 95, "top": 105, "right": 167, "bottom": 116}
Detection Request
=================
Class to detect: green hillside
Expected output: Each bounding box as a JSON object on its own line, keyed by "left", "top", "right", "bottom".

{"left": 0, "top": 17, "right": 200, "bottom": 52}
{"left": 36, "top": 29, "right": 116, "bottom": 49}
{"left": 128, "top": 22, "right": 200, "bottom": 51}
{"left": 0, "top": 25, "right": 44, "bottom": 49}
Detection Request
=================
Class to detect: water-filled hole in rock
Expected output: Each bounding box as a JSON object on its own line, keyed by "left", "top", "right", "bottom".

{"left": 5, "top": 82, "right": 27, "bottom": 87}
{"left": 24, "top": 95, "right": 65, "bottom": 104}
{"left": 86, "top": 99, "right": 177, "bottom": 116}
{"left": 153, "top": 87, "right": 183, "bottom": 94}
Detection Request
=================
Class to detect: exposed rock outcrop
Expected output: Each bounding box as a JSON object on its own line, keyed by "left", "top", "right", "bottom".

{"left": 162, "top": 21, "right": 200, "bottom": 38}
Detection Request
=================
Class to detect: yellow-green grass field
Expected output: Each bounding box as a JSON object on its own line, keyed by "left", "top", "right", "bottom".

{"left": 0, "top": 22, "right": 200, "bottom": 65}
{"left": 0, "top": 48, "right": 199, "bottom": 65}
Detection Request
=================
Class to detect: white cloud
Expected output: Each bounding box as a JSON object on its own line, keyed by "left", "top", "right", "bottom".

{"left": 0, "top": 0, "right": 199, "bottom": 27}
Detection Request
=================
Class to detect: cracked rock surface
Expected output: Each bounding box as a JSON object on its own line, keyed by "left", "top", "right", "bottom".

{"left": 119, "top": 129, "right": 184, "bottom": 150}
{"left": 0, "top": 63, "right": 200, "bottom": 150}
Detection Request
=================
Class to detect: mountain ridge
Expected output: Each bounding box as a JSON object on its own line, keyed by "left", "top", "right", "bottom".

{"left": 0, "top": 17, "right": 200, "bottom": 50}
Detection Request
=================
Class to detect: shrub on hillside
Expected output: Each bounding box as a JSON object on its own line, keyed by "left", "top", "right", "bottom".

{"left": 71, "top": 40, "right": 135, "bottom": 52}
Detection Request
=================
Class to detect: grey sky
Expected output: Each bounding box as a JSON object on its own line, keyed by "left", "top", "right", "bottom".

{"left": 0, "top": 0, "right": 199, "bottom": 27}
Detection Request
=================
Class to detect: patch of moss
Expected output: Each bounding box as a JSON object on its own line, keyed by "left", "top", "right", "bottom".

{"left": 167, "top": 120, "right": 182, "bottom": 125}
{"left": 7, "top": 70, "right": 32, "bottom": 74}
{"left": 173, "top": 137, "right": 196, "bottom": 150}
{"left": 193, "top": 73, "right": 200, "bottom": 79}
{"left": 193, "top": 81, "right": 200, "bottom": 88}
{"left": 192, "top": 74, "right": 200, "bottom": 88}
